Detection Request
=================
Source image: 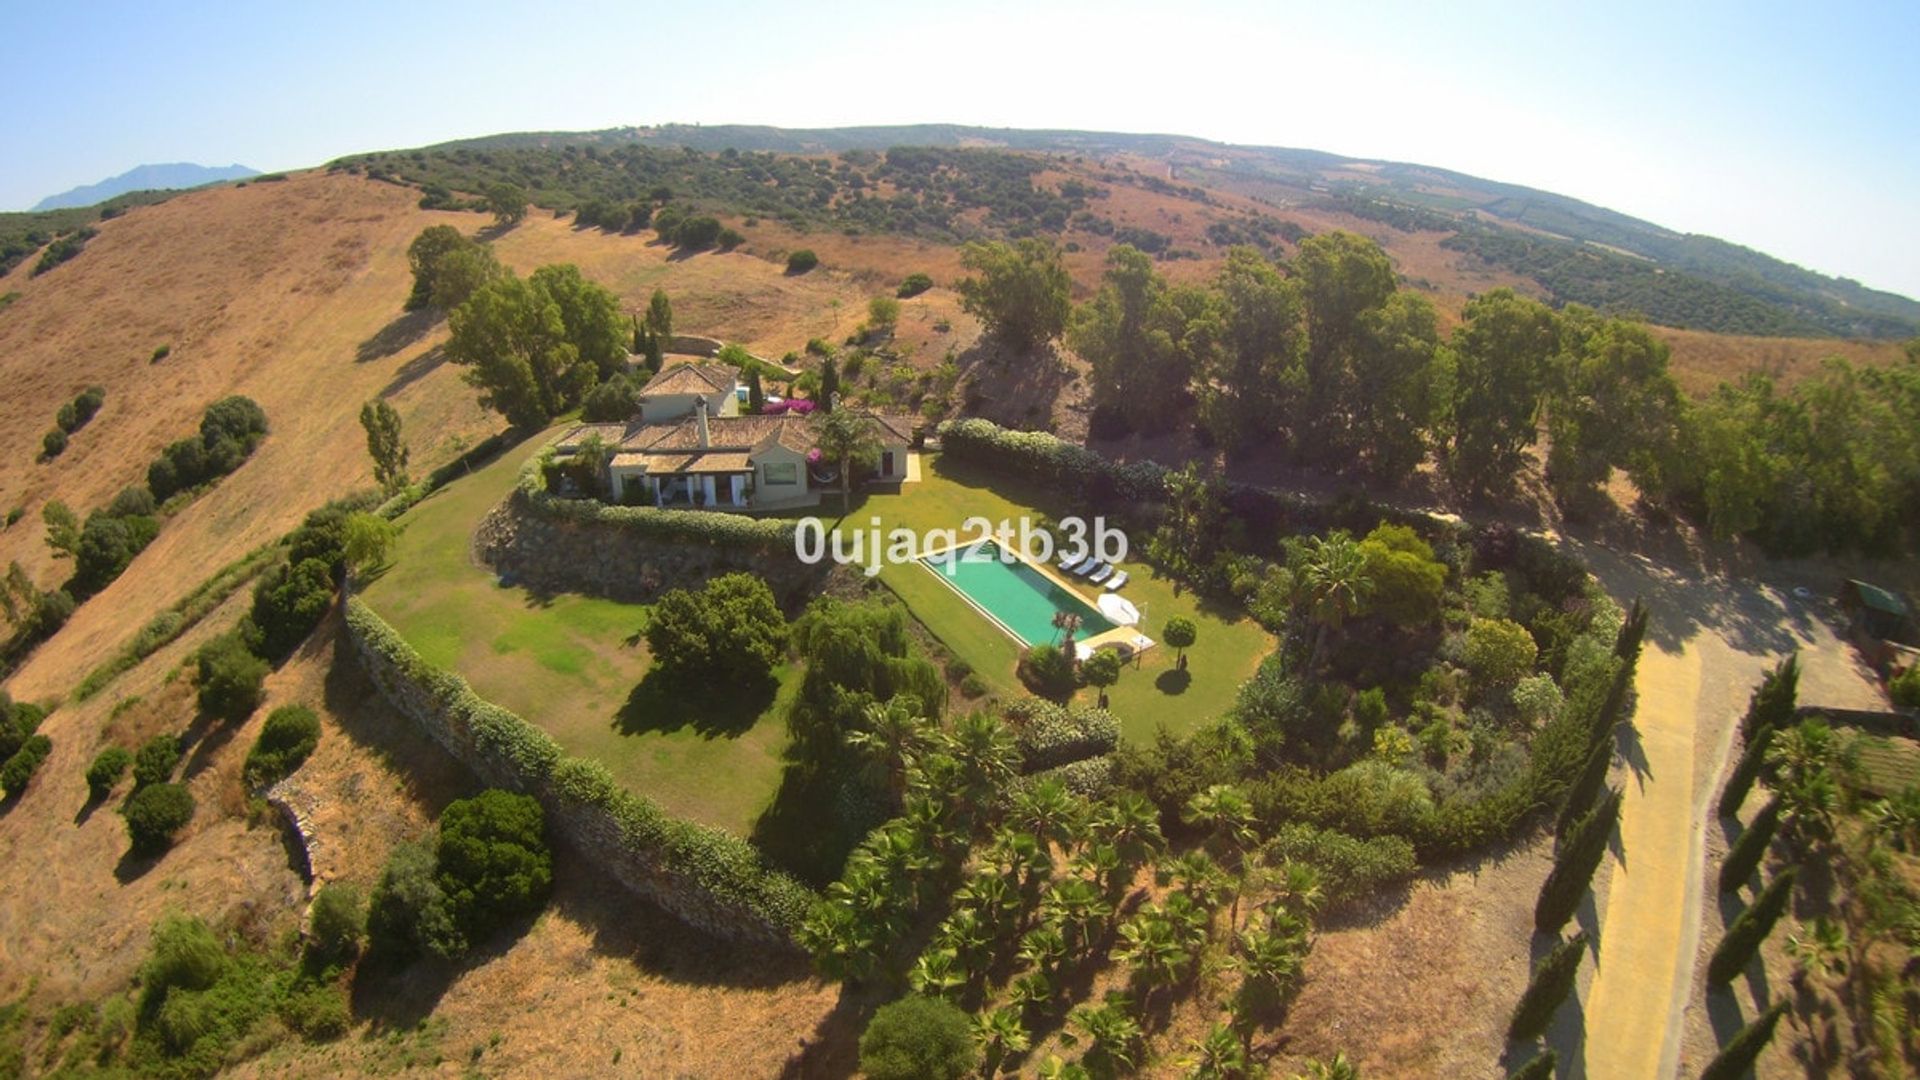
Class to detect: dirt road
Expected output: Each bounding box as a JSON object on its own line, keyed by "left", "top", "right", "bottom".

{"left": 1563, "top": 541, "right": 1887, "bottom": 1079}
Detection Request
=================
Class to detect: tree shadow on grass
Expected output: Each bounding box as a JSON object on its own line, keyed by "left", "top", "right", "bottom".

{"left": 752, "top": 755, "right": 876, "bottom": 888}
{"left": 379, "top": 345, "right": 448, "bottom": 399}
{"left": 356, "top": 308, "right": 439, "bottom": 363}
{"left": 613, "top": 668, "right": 776, "bottom": 739}
{"left": 1154, "top": 668, "right": 1192, "bottom": 695}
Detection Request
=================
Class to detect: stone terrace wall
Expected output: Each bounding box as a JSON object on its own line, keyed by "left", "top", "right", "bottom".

{"left": 473, "top": 495, "right": 828, "bottom": 605}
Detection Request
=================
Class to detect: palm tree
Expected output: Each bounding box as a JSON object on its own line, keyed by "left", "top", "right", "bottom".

{"left": 1869, "top": 786, "right": 1920, "bottom": 852}
{"left": 908, "top": 946, "right": 967, "bottom": 999}
{"left": 974, "top": 1005, "right": 1030, "bottom": 1077}
{"left": 1183, "top": 1023, "right": 1250, "bottom": 1080}
{"left": 1272, "top": 859, "right": 1325, "bottom": 923}
{"left": 847, "top": 699, "right": 929, "bottom": 805}
{"left": 1069, "top": 995, "right": 1143, "bottom": 1074}
{"left": 1091, "top": 791, "right": 1167, "bottom": 872}
{"left": 945, "top": 711, "right": 1021, "bottom": 817}
{"left": 1784, "top": 916, "right": 1849, "bottom": 988}
{"left": 1071, "top": 841, "right": 1125, "bottom": 900}
{"left": 987, "top": 827, "right": 1054, "bottom": 900}
{"left": 1053, "top": 609, "right": 1084, "bottom": 653}
{"left": 1017, "top": 921, "right": 1069, "bottom": 974}
{"left": 1295, "top": 1053, "right": 1360, "bottom": 1080}
{"left": 1184, "top": 784, "right": 1258, "bottom": 871}
{"left": 1117, "top": 908, "right": 1190, "bottom": 994}
{"left": 1296, "top": 532, "right": 1374, "bottom": 672}
{"left": 1160, "top": 849, "right": 1229, "bottom": 911}
{"left": 1012, "top": 778, "right": 1086, "bottom": 855}
{"left": 1010, "top": 970, "right": 1056, "bottom": 1017}
{"left": 812, "top": 407, "right": 881, "bottom": 513}
{"left": 956, "top": 871, "right": 1021, "bottom": 934}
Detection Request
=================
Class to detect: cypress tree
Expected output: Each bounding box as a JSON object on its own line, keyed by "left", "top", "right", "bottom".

{"left": 1508, "top": 932, "right": 1589, "bottom": 1043}
{"left": 1613, "top": 598, "right": 1647, "bottom": 660}
{"left": 821, "top": 356, "right": 840, "bottom": 410}
{"left": 1698, "top": 1000, "right": 1789, "bottom": 1080}
{"left": 1508, "top": 1050, "right": 1557, "bottom": 1080}
{"left": 1707, "top": 867, "right": 1797, "bottom": 986}
{"left": 1556, "top": 739, "right": 1613, "bottom": 840}
{"left": 747, "top": 368, "right": 765, "bottom": 413}
{"left": 1718, "top": 797, "right": 1782, "bottom": 894}
{"left": 1717, "top": 727, "right": 1775, "bottom": 819}
{"left": 1740, "top": 654, "right": 1799, "bottom": 743}
{"left": 1536, "top": 788, "right": 1621, "bottom": 935}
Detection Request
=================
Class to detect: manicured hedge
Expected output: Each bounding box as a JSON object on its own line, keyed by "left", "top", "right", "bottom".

{"left": 345, "top": 598, "right": 814, "bottom": 940}
{"left": 1267, "top": 822, "right": 1418, "bottom": 909}
{"left": 514, "top": 451, "right": 798, "bottom": 551}
{"left": 1004, "top": 698, "right": 1119, "bottom": 772}
{"left": 1007, "top": 754, "right": 1115, "bottom": 800}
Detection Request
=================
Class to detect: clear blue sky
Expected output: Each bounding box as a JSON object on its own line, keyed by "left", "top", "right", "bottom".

{"left": 7, "top": 0, "right": 1917, "bottom": 299}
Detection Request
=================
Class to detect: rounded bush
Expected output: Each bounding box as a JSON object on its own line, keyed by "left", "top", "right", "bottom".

{"left": 125, "top": 782, "right": 196, "bottom": 855}
{"left": 859, "top": 995, "right": 977, "bottom": 1080}
{"left": 42, "top": 428, "right": 68, "bottom": 458}
{"left": 307, "top": 881, "right": 366, "bottom": 961}
{"left": 133, "top": 733, "right": 182, "bottom": 788}
{"left": 786, "top": 249, "right": 819, "bottom": 274}
{"left": 244, "top": 705, "right": 321, "bottom": 787}
{"left": 85, "top": 745, "right": 133, "bottom": 800}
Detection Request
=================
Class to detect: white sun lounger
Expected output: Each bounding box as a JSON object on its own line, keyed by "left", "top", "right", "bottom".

{"left": 1089, "top": 563, "right": 1115, "bottom": 584}
{"left": 1104, "top": 570, "right": 1129, "bottom": 590}
{"left": 1066, "top": 556, "right": 1098, "bottom": 575}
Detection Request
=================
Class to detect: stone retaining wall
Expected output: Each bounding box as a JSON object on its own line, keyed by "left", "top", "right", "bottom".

{"left": 342, "top": 601, "right": 809, "bottom": 947}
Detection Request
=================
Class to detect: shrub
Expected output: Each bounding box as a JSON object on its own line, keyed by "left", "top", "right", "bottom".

{"left": 643, "top": 573, "right": 788, "bottom": 682}
{"left": 1535, "top": 788, "right": 1621, "bottom": 934}
{"left": 42, "top": 428, "right": 68, "bottom": 458}
{"left": 1466, "top": 617, "right": 1538, "bottom": 686}
{"left": 247, "top": 557, "right": 336, "bottom": 662}
{"left": 786, "top": 249, "right": 819, "bottom": 273}
{"left": 1507, "top": 930, "right": 1588, "bottom": 1042}
{"left": 107, "top": 485, "right": 156, "bottom": 518}
{"left": 858, "top": 995, "right": 977, "bottom": 1080}
{"left": 1740, "top": 654, "right": 1799, "bottom": 742}
{"left": 133, "top": 733, "right": 182, "bottom": 788}
{"left": 367, "top": 840, "right": 461, "bottom": 961}
{"left": 1268, "top": 823, "right": 1418, "bottom": 908}
{"left": 1018, "top": 643, "right": 1077, "bottom": 699}
{"left": 672, "top": 215, "right": 723, "bottom": 250}
{"left": 244, "top": 705, "right": 320, "bottom": 787}
{"left": 1, "top": 733, "right": 52, "bottom": 797}
{"left": 306, "top": 881, "right": 366, "bottom": 962}
{"left": 194, "top": 634, "right": 269, "bottom": 723}
{"left": 867, "top": 296, "right": 901, "bottom": 327}
{"left": 151, "top": 344, "right": 172, "bottom": 363}
{"left": 1890, "top": 664, "right": 1920, "bottom": 709}
{"left": 86, "top": 745, "right": 133, "bottom": 800}
{"left": 896, "top": 272, "right": 933, "bottom": 298}
{"left": 124, "top": 782, "right": 195, "bottom": 855}
{"left": 142, "top": 915, "right": 227, "bottom": 998}
{"left": 581, "top": 374, "right": 636, "bottom": 422}
{"left": 1699, "top": 1001, "right": 1788, "bottom": 1080}
{"left": 278, "top": 984, "right": 350, "bottom": 1040}
{"left": 1009, "top": 754, "right": 1116, "bottom": 800}
{"left": 436, "top": 790, "right": 552, "bottom": 943}
{"left": 1707, "top": 868, "right": 1796, "bottom": 986}
{"left": 1005, "top": 697, "right": 1120, "bottom": 771}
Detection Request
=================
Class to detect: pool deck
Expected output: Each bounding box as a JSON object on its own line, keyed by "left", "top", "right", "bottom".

{"left": 918, "top": 534, "right": 1155, "bottom": 656}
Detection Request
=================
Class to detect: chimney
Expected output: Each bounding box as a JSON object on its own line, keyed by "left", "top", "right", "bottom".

{"left": 695, "top": 396, "right": 710, "bottom": 449}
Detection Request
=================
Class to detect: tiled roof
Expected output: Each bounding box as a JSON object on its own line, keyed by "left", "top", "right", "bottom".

{"left": 555, "top": 422, "right": 632, "bottom": 450}
{"left": 623, "top": 414, "right": 802, "bottom": 452}
{"left": 865, "top": 413, "right": 916, "bottom": 443}
{"left": 641, "top": 451, "right": 754, "bottom": 474}
{"left": 638, "top": 362, "right": 736, "bottom": 397}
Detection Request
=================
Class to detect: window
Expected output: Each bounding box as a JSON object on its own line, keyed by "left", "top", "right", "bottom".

{"left": 764, "top": 462, "right": 799, "bottom": 485}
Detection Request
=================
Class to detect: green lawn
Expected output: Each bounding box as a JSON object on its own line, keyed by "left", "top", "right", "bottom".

{"left": 359, "top": 432, "right": 793, "bottom": 836}
{"left": 360, "top": 437, "right": 1272, "bottom": 843}
{"left": 821, "top": 456, "right": 1273, "bottom": 743}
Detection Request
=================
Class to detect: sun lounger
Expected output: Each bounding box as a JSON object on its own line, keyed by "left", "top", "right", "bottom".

{"left": 1104, "top": 570, "right": 1129, "bottom": 590}
{"left": 1089, "top": 563, "right": 1115, "bottom": 584}
{"left": 1067, "top": 556, "right": 1098, "bottom": 575}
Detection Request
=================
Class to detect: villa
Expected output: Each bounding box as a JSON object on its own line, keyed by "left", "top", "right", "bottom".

{"left": 556, "top": 361, "right": 916, "bottom": 510}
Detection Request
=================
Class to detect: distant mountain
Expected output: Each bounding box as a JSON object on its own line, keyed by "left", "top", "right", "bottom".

{"left": 383, "top": 123, "right": 1918, "bottom": 338}
{"left": 32, "top": 163, "right": 259, "bottom": 211}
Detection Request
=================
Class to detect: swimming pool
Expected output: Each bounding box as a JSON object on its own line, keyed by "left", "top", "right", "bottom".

{"left": 920, "top": 540, "right": 1116, "bottom": 647}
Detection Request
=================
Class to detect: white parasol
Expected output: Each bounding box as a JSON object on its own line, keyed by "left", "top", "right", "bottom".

{"left": 1096, "top": 592, "right": 1141, "bottom": 626}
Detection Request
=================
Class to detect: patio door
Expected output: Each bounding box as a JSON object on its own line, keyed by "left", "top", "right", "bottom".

{"left": 882, "top": 450, "right": 895, "bottom": 477}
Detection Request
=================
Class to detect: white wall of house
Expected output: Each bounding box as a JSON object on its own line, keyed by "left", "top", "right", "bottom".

{"left": 609, "top": 464, "right": 649, "bottom": 501}
{"left": 639, "top": 387, "right": 737, "bottom": 424}
{"left": 755, "top": 444, "right": 808, "bottom": 495}
{"left": 874, "top": 441, "right": 909, "bottom": 480}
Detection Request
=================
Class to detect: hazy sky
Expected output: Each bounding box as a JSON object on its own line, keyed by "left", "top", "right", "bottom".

{"left": 7, "top": 0, "right": 1917, "bottom": 299}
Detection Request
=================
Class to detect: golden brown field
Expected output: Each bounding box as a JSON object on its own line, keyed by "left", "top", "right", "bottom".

{"left": 0, "top": 162, "right": 1910, "bottom": 1076}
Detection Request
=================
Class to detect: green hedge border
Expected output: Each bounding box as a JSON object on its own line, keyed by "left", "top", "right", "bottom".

{"left": 513, "top": 450, "right": 799, "bottom": 551}
{"left": 345, "top": 597, "right": 814, "bottom": 944}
